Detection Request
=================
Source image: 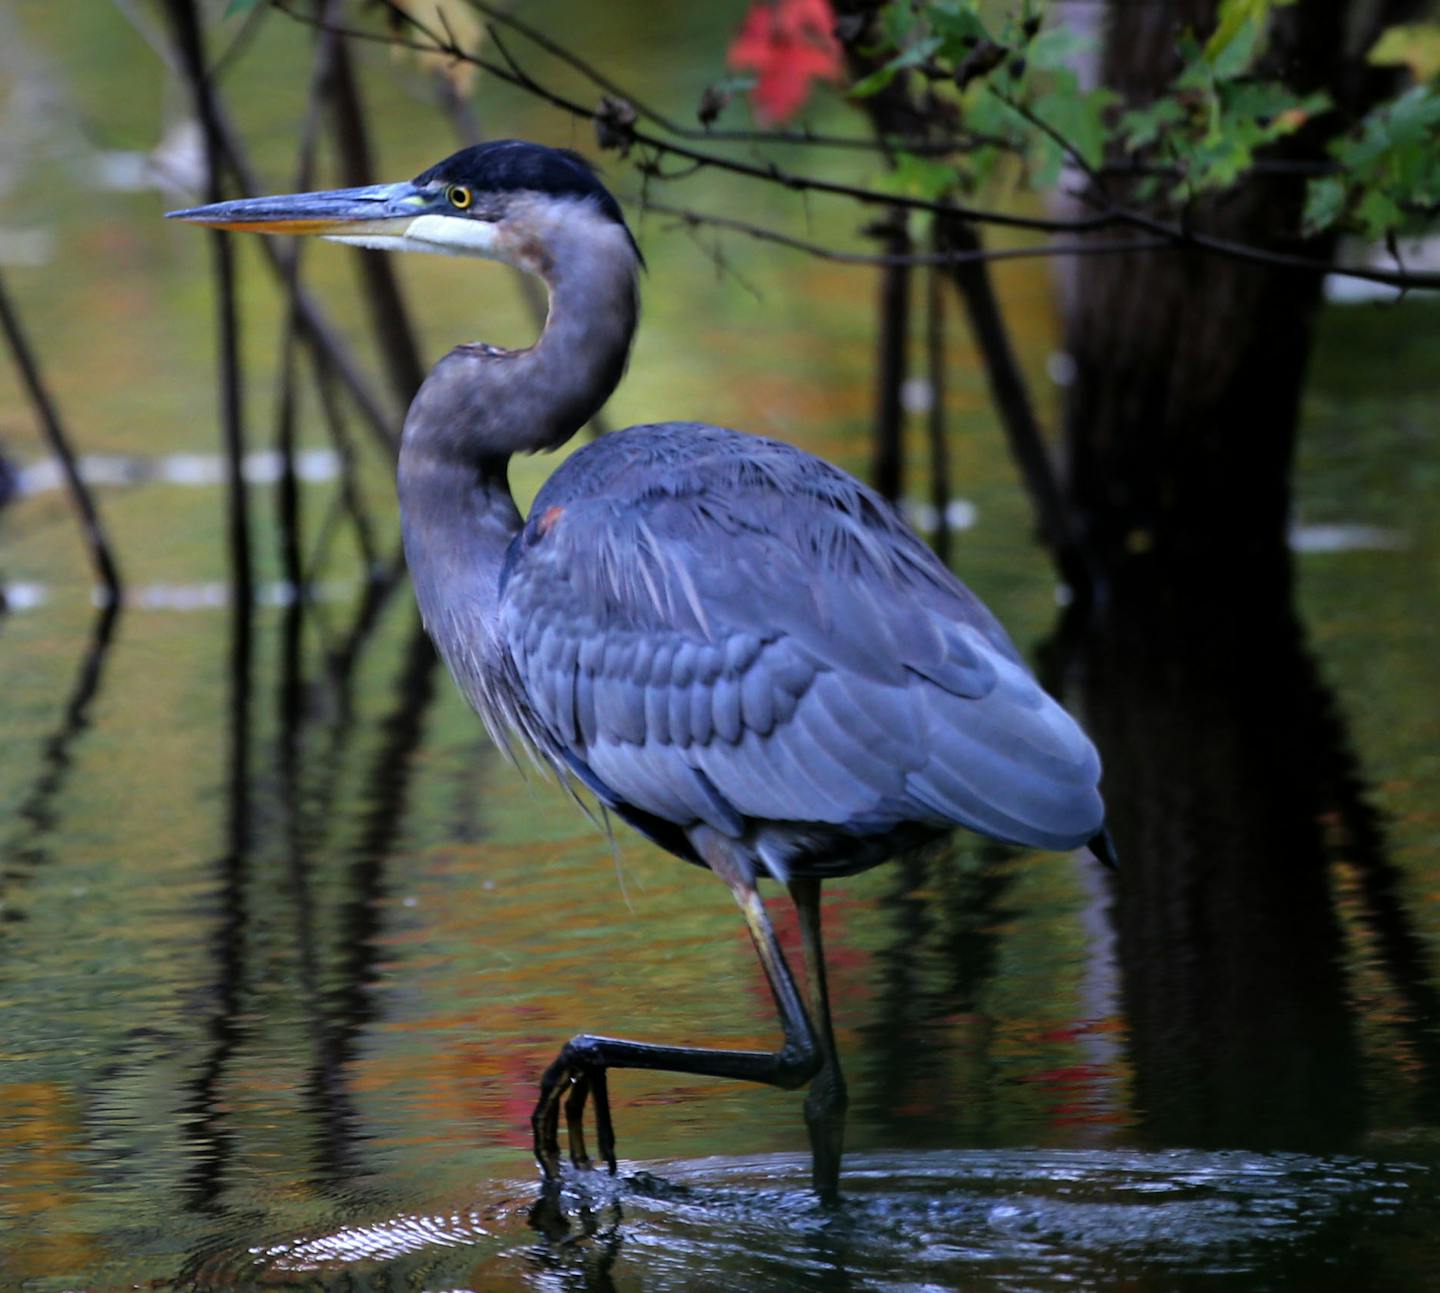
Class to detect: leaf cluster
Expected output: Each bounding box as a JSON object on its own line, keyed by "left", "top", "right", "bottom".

{"left": 855, "top": 0, "right": 1440, "bottom": 245}
{"left": 1306, "top": 82, "right": 1440, "bottom": 240}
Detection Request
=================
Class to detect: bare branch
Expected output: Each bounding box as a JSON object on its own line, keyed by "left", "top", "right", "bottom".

{"left": 163, "top": 0, "right": 253, "bottom": 608}
{"left": 638, "top": 199, "right": 1174, "bottom": 268}
{"left": 273, "top": 0, "right": 1440, "bottom": 295}
{"left": 869, "top": 212, "right": 910, "bottom": 503}
{"left": 278, "top": 0, "right": 1113, "bottom": 236}
{"left": 1115, "top": 207, "right": 1440, "bottom": 291}
{"left": 328, "top": 20, "right": 428, "bottom": 405}
{"left": 925, "top": 229, "right": 951, "bottom": 566}
{"left": 112, "top": 0, "right": 399, "bottom": 456}
{"left": 0, "top": 273, "right": 122, "bottom": 600}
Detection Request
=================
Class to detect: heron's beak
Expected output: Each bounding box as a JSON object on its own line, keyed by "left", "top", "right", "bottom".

{"left": 166, "top": 181, "right": 429, "bottom": 242}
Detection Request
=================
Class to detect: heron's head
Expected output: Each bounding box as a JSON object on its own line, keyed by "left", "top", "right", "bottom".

{"left": 167, "top": 140, "right": 641, "bottom": 276}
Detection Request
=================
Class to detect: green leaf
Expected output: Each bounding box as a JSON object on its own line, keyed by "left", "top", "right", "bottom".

{"left": 849, "top": 35, "right": 942, "bottom": 99}
{"left": 1367, "top": 22, "right": 1440, "bottom": 83}
{"left": 882, "top": 0, "right": 924, "bottom": 47}
{"left": 886, "top": 151, "right": 960, "bottom": 201}
{"left": 1204, "top": 0, "right": 1294, "bottom": 74}
{"left": 1119, "top": 97, "right": 1185, "bottom": 150}
{"left": 1303, "top": 176, "right": 1347, "bottom": 235}
{"left": 1319, "top": 83, "right": 1440, "bottom": 239}
{"left": 961, "top": 145, "right": 1005, "bottom": 193}
{"left": 1027, "top": 26, "right": 1092, "bottom": 71}
{"left": 926, "top": 1, "right": 991, "bottom": 61}
{"left": 1209, "top": 15, "right": 1263, "bottom": 79}
{"left": 1355, "top": 188, "right": 1405, "bottom": 239}
{"left": 1385, "top": 82, "right": 1440, "bottom": 138}
{"left": 1029, "top": 73, "right": 1118, "bottom": 171}
{"left": 225, "top": 0, "right": 266, "bottom": 15}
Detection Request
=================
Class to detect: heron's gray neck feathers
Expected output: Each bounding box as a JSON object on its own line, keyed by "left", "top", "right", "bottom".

{"left": 396, "top": 199, "right": 638, "bottom": 746}
{"left": 400, "top": 202, "right": 638, "bottom": 465}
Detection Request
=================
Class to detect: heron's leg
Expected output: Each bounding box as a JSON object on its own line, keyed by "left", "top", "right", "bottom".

{"left": 789, "top": 876, "right": 847, "bottom": 1204}
{"left": 531, "top": 866, "right": 821, "bottom": 1180}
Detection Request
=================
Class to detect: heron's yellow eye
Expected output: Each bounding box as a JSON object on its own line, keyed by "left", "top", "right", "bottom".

{"left": 447, "top": 185, "right": 472, "bottom": 210}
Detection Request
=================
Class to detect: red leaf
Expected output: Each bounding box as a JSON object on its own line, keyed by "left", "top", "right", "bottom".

{"left": 727, "top": 0, "right": 843, "bottom": 125}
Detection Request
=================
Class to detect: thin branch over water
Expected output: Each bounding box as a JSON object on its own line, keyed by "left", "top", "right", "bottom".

{"left": 0, "top": 272, "right": 122, "bottom": 600}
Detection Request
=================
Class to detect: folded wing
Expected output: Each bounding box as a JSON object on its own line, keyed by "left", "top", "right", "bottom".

{"left": 500, "top": 425, "right": 1104, "bottom": 859}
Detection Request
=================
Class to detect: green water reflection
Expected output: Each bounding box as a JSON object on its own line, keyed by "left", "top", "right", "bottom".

{"left": 1, "top": 3, "right": 1439, "bottom": 1290}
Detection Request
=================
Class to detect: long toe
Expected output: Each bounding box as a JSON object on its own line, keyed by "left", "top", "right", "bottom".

{"left": 591, "top": 1068, "right": 617, "bottom": 1174}
{"left": 531, "top": 1060, "right": 571, "bottom": 1178}
{"left": 565, "top": 1072, "right": 593, "bottom": 1168}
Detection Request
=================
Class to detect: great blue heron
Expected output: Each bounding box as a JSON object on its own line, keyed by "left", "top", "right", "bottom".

{"left": 170, "top": 140, "right": 1110, "bottom": 1203}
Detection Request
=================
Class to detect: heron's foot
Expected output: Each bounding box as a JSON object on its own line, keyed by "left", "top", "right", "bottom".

{"left": 532, "top": 1038, "right": 617, "bottom": 1179}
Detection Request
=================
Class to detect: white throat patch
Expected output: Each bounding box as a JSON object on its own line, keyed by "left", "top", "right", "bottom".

{"left": 323, "top": 214, "right": 505, "bottom": 260}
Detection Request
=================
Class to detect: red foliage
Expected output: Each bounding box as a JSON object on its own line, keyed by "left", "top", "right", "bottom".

{"left": 727, "top": 0, "right": 843, "bottom": 125}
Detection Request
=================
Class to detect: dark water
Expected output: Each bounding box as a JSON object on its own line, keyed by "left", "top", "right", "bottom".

{"left": 188, "top": 1151, "right": 1439, "bottom": 1291}
{"left": 3, "top": 3, "right": 1440, "bottom": 1290}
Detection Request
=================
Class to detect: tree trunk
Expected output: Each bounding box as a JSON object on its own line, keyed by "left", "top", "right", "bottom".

{"left": 1060, "top": 0, "right": 1414, "bottom": 578}
{"left": 1053, "top": 0, "right": 1440, "bottom": 1146}
{"left": 1065, "top": 4, "right": 1300, "bottom": 574}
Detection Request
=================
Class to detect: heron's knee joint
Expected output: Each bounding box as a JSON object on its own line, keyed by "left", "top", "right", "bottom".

{"left": 775, "top": 1042, "right": 823, "bottom": 1090}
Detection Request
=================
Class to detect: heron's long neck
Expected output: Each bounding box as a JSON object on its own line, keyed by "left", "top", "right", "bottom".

{"left": 396, "top": 222, "right": 638, "bottom": 705}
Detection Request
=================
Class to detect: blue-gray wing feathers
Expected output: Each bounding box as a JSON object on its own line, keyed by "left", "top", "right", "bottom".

{"left": 499, "top": 423, "right": 1103, "bottom": 875}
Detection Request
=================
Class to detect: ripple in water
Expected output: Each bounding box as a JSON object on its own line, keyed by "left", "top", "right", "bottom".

{"left": 192, "top": 1147, "right": 1436, "bottom": 1292}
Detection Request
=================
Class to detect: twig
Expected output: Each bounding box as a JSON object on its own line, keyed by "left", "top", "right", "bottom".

{"left": 272, "top": 6, "right": 335, "bottom": 603}
{"left": 990, "top": 85, "right": 1105, "bottom": 195}
{"left": 274, "top": 305, "right": 306, "bottom": 598}
{"left": 1116, "top": 207, "right": 1440, "bottom": 291}
{"left": 0, "top": 273, "right": 122, "bottom": 600}
{"left": 460, "top": 0, "right": 1007, "bottom": 156}
{"left": 870, "top": 212, "right": 910, "bottom": 503}
{"left": 994, "top": 87, "right": 1440, "bottom": 293}
{"left": 303, "top": 352, "right": 379, "bottom": 586}
{"left": 841, "top": 11, "right": 1090, "bottom": 594}
{"left": 926, "top": 234, "right": 950, "bottom": 566}
{"left": 164, "top": 0, "right": 253, "bottom": 610}
{"left": 277, "top": 0, "right": 1440, "bottom": 294}
{"left": 110, "top": 0, "right": 400, "bottom": 455}
{"left": 639, "top": 198, "right": 1174, "bottom": 267}
{"left": 279, "top": 0, "right": 1114, "bottom": 236}
{"left": 328, "top": 22, "right": 428, "bottom": 405}
{"left": 210, "top": 0, "right": 270, "bottom": 81}
{"left": 938, "top": 215, "right": 1090, "bottom": 591}
{"left": 1098, "top": 155, "right": 1340, "bottom": 180}
{"left": 679, "top": 223, "right": 765, "bottom": 301}
{"left": 168, "top": 0, "right": 258, "bottom": 1198}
